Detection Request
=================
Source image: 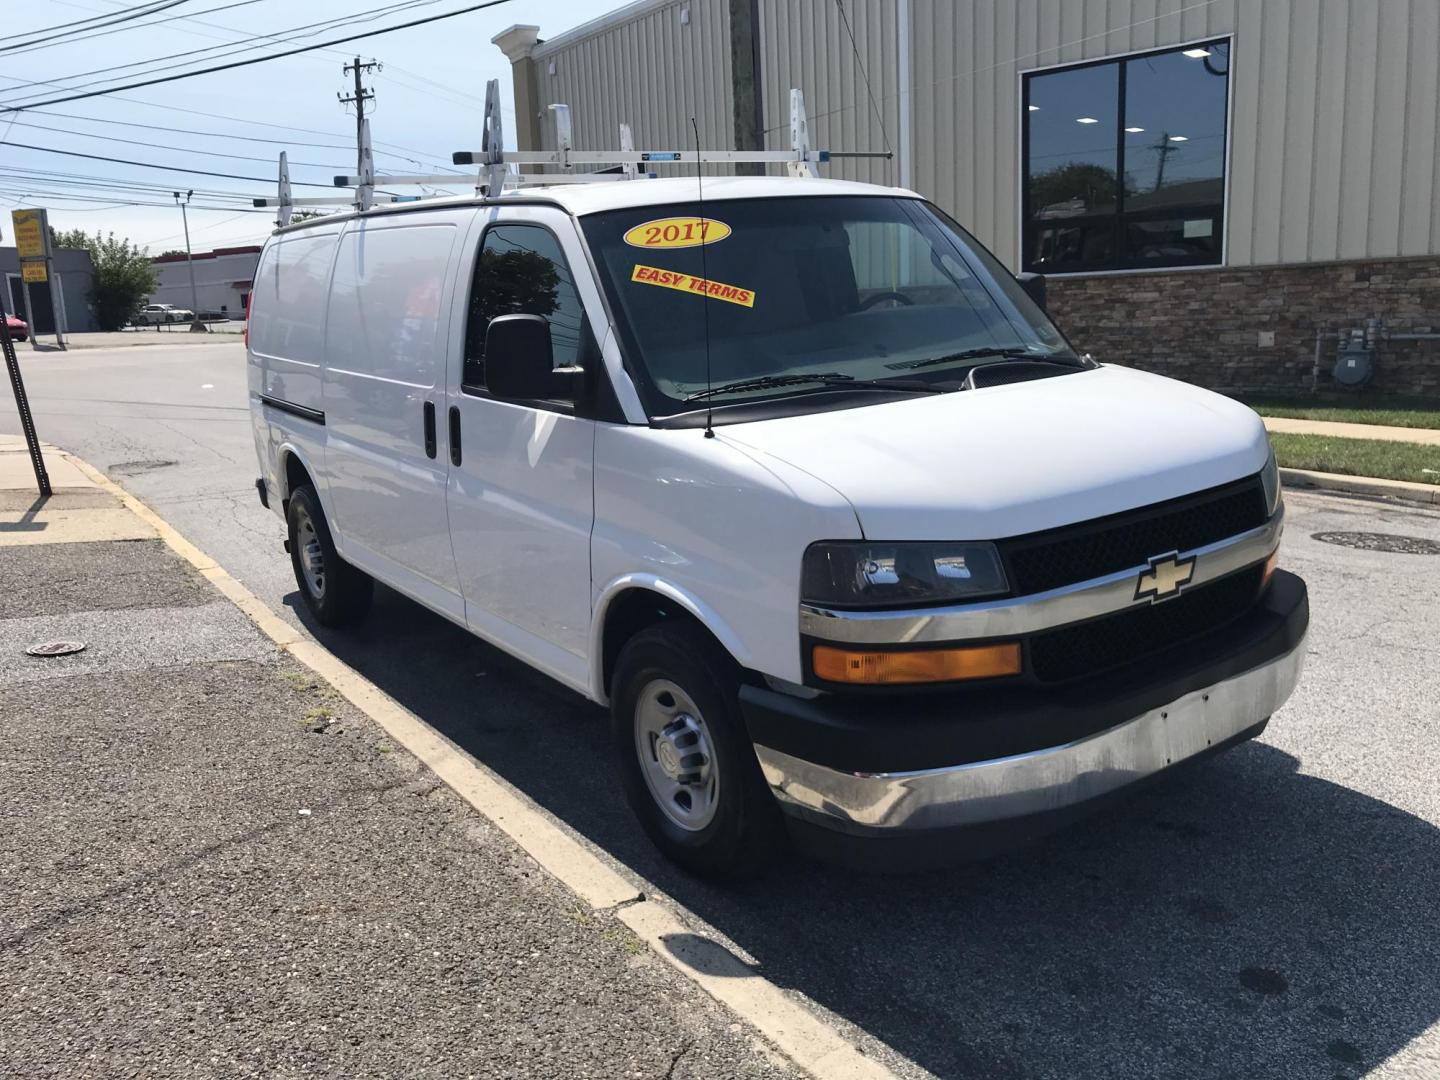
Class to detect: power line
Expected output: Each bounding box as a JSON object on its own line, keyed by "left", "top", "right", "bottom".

{"left": 0, "top": 140, "right": 342, "bottom": 186}
{"left": 78, "top": 0, "right": 489, "bottom": 115}
{"left": 0, "top": 0, "right": 515, "bottom": 114}
{"left": 0, "top": 84, "right": 465, "bottom": 165}
{"left": 1, "top": 91, "right": 466, "bottom": 174}
{"left": 22, "top": 107, "right": 444, "bottom": 173}
{"left": 0, "top": 0, "right": 444, "bottom": 100}
{"left": 0, "top": 167, "right": 269, "bottom": 200}
{"left": 0, "top": 187, "right": 271, "bottom": 212}
{"left": 0, "top": 1, "right": 191, "bottom": 54}
{"left": 3, "top": 1, "right": 270, "bottom": 64}
{"left": 2, "top": 118, "right": 351, "bottom": 169}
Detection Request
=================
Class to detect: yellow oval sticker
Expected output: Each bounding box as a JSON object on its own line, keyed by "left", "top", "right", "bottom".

{"left": 623, "top": 216, "right": 732, "bottom": 249}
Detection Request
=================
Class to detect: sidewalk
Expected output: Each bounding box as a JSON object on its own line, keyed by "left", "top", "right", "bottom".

{"left": 24, "top": 327, "right": 243, "bottom": 352}
{"left": 1263, "top": 414, "right": 1440, "bottom": 446}
{"left": 0, "top": 436, "right": 796, "bottom": 1079}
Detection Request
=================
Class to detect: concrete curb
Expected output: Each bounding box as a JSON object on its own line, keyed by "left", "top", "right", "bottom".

{"left": 60, "top": 449, "right": 898, "bottom": 1080}
{"left": 1280, "top": 467, "right": 1440, "bottom": 506}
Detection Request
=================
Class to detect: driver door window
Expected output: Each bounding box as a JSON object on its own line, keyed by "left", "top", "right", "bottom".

{"left": 463, "top": 223, "right": 584, "bottom": 392}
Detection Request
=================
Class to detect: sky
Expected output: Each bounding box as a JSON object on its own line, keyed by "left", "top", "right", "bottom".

{"left": 0, "top": 0, "right": 609, "bottom": 254}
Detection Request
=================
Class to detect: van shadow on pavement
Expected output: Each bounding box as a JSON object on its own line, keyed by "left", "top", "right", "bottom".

{"left": 289, "top": 585, "right": 1439, "bottom": 1080}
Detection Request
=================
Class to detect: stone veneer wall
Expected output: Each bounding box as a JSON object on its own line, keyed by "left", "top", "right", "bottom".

{"left": 1045, "top": 256, "right": 1440, "bottom": 398}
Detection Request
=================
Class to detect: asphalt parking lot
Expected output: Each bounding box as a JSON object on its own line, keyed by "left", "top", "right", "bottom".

{"left": 5, "top": 343, "right": 1439, "bottom": 1078}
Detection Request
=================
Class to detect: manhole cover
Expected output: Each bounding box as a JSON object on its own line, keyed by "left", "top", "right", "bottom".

{"left": 1311, "top": 531, "right": 1440, "bottom": 554}
{"left": 26, "top": 640, "right": 87, "bottom": 657}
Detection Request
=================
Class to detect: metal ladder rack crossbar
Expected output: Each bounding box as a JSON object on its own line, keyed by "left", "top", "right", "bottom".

{"left": 258, "top": 81, "right": 839, "bottom": 227}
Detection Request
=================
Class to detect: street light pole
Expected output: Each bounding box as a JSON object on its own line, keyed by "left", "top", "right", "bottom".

{"left": 172, "top": 189, "right": 207, "bottom": 333}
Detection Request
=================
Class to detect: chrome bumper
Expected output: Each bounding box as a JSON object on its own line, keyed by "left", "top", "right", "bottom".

{"left": 753, "top": 636, "right": 1306, "bottom": 835}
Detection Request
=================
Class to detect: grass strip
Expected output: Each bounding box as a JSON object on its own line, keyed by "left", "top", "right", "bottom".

{"left": 1269, "top": 432, "right": 1440, "bottom": 485}
{"left": 1243, "top": 394, "right": 1440, "bottom": 430}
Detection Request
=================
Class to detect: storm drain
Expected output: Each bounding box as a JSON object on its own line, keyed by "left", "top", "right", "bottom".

{"left": 25, "top": 640, "right": 87, "bottom": 657}
{"left": 1311, "top": 531, "right": 1440, "bottom": 555}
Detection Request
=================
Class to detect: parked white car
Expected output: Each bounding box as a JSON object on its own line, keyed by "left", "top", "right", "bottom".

{"left": 247, "top": 176, "right": 1308, "bottom": 877}
{"left": 134, "top": 302, "right": 194, "bottom": 325}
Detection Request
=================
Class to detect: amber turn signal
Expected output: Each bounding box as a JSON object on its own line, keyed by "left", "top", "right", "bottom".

{"left": 812, "top": 641, "right": 1022, "bottom": 685}
{"left": 1262, "top": 547, "right": 1280, "bottom": 589}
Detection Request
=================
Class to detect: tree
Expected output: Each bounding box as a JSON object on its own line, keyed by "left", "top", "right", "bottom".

{"left": 52, "top": 230, "right": 157, "bottom": 331}
{"left": 158, "top": 249, "right": 187, "bottom": 259}
{"left": 1028, "top": 162, "right": 1125, "bottom": 216}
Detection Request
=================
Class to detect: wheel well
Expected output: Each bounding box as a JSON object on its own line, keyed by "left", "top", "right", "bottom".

{"left": 602, "top": 589, "right": 709, "bottom": 696}
{"left": 283, "top": 452, "right": 313, "bottom": 502}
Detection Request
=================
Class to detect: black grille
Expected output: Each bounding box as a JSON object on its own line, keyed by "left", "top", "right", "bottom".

{"left": 1002, "top": 478, "right": 1267, "bottom": 595}
{"left": 1030, "top": 566, "right": 1265, "bottom": 683}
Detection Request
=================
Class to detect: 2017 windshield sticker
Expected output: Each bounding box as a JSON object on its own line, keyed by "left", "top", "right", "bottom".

{"left": 631, "top": 264, "right": 755, "bottom": 308}
{"left": 623, "top": 217, "right": 732, "bottom": 249}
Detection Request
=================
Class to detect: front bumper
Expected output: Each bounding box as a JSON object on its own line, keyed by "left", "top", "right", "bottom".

{"left": 742, "top": 570, "right": 1308, "bottom": 864}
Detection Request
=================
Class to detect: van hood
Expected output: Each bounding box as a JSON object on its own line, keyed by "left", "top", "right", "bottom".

{"left": 719, "top": 365, "right": 1270, "bottom": 540}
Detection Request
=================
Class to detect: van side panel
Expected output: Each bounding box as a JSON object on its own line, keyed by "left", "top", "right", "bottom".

{"left": 248, "top": 229, "right": 342, "bottom": 519}
{"left": 249, "top": 228, "right": 342, "bottom": 415}
{"left": 321, "top": 216, "right": 465, "bottom": 616}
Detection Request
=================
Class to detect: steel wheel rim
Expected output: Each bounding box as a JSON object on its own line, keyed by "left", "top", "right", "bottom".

{"left": 294, "top": 505, "right": 326, "bottom": 599}
{"left": 634, "top": 678, "right": 719, "bottom": 832}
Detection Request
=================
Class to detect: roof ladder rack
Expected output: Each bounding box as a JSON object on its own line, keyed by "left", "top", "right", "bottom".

{"left": 257, "top": 81, "right": 840, "bottom": 222}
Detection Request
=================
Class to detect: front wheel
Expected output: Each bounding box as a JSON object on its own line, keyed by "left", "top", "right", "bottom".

{"left": 611, "top": 623, "right": 783, "bottom": 880}
{"left": 286, "top": 485, "right": 372, "bottom": 627}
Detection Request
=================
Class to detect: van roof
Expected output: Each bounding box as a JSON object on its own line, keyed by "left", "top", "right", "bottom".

{"left": 276, "top": 175, "right": 921, "bottom": 232}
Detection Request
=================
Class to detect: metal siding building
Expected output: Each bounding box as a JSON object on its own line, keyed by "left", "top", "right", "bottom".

{"left": 497, "top": 1, "right": 1440, "bottom": 395}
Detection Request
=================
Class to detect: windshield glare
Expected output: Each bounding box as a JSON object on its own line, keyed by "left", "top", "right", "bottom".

{"left": 580, "top": 196, "right": 1074, "bottom": 417}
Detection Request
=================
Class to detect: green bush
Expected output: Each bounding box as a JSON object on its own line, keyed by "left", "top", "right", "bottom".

{"left": 52, "top": 229, "right": 157, "bottom": 332}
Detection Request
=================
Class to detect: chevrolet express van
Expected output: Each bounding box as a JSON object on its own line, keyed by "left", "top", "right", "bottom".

{"left": 248, "top": 176, "right": 1308, "bottom": 877}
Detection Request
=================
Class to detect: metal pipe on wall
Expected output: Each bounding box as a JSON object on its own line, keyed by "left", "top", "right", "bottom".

{"left": 897, "top": 0, "right": 913, "bottom": 190}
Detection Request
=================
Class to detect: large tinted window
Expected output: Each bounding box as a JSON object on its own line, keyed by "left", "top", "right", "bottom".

{"left": 1023, "top": 40, "right": 1229, "bottom": 273}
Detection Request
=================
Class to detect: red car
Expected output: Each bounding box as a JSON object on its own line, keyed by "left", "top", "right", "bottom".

{"left": 3, "top": 314, "right": 27, "bottom": 341}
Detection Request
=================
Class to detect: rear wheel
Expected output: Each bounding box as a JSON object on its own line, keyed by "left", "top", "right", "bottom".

{"left": 611, "top": 622, "right": 783, "bottom": 880}
{"left": 286, "top": 485, "right": 372, "bottom": 627}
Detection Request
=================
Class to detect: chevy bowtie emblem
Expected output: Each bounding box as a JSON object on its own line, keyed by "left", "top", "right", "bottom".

{"left": 1135, "top": 551, "right": 1196, "bottom": 603}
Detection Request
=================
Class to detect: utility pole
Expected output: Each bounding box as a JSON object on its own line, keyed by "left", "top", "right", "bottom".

{"left": 172, "top": 190, "right": 206, "bottom": 333}
{"left": 340, "top": 57, "right": 380, "bottom": 174}
{"left": 1151, "top": 130, "right": 1179, "bottom": 192}
{"left": 728, "top": 0, "right": 763, "bottom": 175}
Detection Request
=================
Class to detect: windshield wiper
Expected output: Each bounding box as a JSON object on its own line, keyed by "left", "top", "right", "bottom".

{"left": 889, "top": 346, "right": 1071, "bottom": 372}
{"left": 683, "top": 372, "right": 938, "bottom": 402}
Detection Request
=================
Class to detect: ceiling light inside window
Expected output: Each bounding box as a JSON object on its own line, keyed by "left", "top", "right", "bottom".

{"left": 1075, "top": 117, "right": 1099, "bottom": 124}
{"left": 1125, "top": 126, "right": 1145, "bottom": 133}
{"left": 1028, "top": 105, "right": 1040, "bottom": 111}
{"left": 1168, "top": 134, "right": 1189, "bottom": 142}
{"left": 1182, "top": 48, "right": 1211, "bottom": 58}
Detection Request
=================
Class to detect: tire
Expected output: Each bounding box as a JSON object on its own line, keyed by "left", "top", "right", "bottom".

{"left": 611, "top": 622, "right": 784, "bottom": 880}
{"left": 285, "top": 485, "right": 372, "bottom": 627}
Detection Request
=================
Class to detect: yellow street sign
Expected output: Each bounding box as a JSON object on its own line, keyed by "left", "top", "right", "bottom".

{"left": 11, "top": 209, "right": 47, "bottom": 260}
{"left": 21, "top": 261, "right": 48, "bottom": 284}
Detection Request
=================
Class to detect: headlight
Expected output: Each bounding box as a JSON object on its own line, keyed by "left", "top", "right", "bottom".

{"left": 1261, "top": 447, "right": 1281, "bottom": 516}
{"left": 801, "top": 541, "right": 1008, "bottom": 609}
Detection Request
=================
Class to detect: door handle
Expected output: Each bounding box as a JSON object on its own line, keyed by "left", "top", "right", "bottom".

{"left": 422, "top": 401, "right": 437, "bottom": 459}
{"left": 448, "top": 406, "right": 461, "bottom": 466}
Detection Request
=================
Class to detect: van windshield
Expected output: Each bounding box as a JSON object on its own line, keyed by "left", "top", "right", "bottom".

{"left": 580, "top": 195, "right": 1076, "bottom": 420}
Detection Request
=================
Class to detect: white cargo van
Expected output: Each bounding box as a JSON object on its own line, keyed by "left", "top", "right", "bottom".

{"left": 248, "top": 176, "right": 1307, "bottom": 877}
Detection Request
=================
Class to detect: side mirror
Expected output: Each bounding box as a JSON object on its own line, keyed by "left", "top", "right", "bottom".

{"left": 1016, "top": 272, "right": 1047, "bottom": 311}
{"left": 484, "top": 314, "right": 582, "bottom": 401}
